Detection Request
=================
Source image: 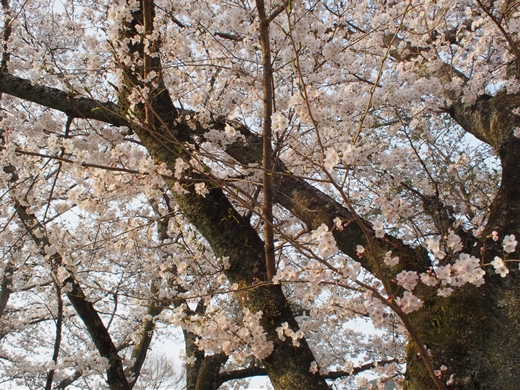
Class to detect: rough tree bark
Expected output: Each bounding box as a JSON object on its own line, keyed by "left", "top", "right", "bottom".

{"left": 402, "top": 91, "right": 520, "bottom": 389}
{"left": 115, "top": 2, "right": 329, "bottom": 389}
{"left": 0, "top": 0, "right": 519, "bottom": 388}
{"left": 3, "top": 69, "right": 520, "bottom": 390}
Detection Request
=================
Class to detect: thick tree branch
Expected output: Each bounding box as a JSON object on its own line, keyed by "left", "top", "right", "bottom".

{"left": 0, "top": 260, "right": 13, "bottom": 319}
{"left": 216, "top": 358, "right": 401, "bottom": 386}
{"left": 385, "top": 37, "right": 517, "bottom": 153}
{"left": 195, "top": 352, "right": 228, "bottom": 390}
{"left": 128, "top": 284, "right": 164, "bottom": 388}
{"left": 447, "top": 91, "right": 520, "bottom": 151}
{"left": 0, "top": 72, "right": 128, "bottom": 127}
{"left": 117, "top": 3, "right": 329, "bottom": 389}
{"left": 0, "top": 72, "right": 431, "bottom": 279}
{"left": 210, "top": 119, "right": 431, "bottom": 276}
{"left": 54, "top": 370, "right": 82, "bottom": 389}
{"left": 14, "top": 201, "right": 130, "bottom": 390}
{"left": 44, "top": 284, "right": 63, "bottom": 390}
{"left": 184, "top": 326, "right": 206, "bottom": 390}
{"left": 1, "top": 0, "right": 12, "bottom": 72}
{"left": 128, "top": 201, "right": 186, "bottom": 388}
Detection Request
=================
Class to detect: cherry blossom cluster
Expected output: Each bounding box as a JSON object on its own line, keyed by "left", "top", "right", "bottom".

{"left": 276, "top": 322, "right": 304, "bottom": 347}
{"left": 1, "top": 0, "right": 519, "bottom": 387}
{"left": 311, "top": 223, "right": 339, "bottom": 258}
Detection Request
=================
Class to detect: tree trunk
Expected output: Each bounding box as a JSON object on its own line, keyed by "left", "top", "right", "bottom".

{"left": 403, "top": 274, "right": 520, "bottom": 389}
{"left": 115, "top": 4, "right": 330, "bottom": 388}
{"left": 404, "top": 81, "right": 520, "bottom": 389}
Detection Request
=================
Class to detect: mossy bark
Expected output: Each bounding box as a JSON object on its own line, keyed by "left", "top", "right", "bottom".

{"left": 2, "top": 3, "right": 520, "bottom": 388}
{"left": 403, "top": 83, "right": 520, "bottom": 389}
{"left": 172, "top": 184, "right": 329, "bottom": 390}
{"left": 115, "top": 4, "right": 330, "bottom": 388}
{"left": 404, "top": 272, "right": 520, "bottom": 389}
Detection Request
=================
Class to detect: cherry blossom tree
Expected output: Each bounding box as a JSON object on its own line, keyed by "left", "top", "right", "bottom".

{"left": 0, "top": 0, "right": 519, "bottom": 389}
